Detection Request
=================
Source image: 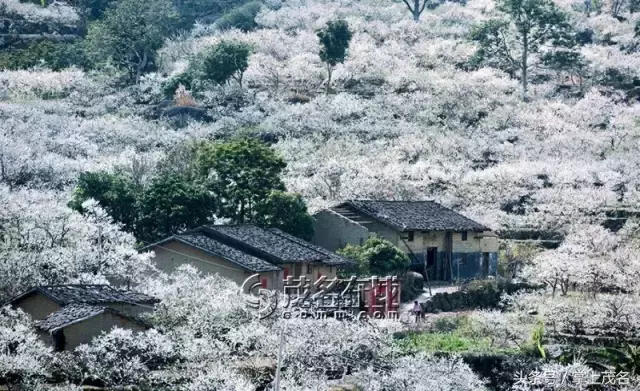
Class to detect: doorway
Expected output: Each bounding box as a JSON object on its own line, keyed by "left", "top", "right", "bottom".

{"left": 425, "top": 247, "right": 437, "bottom": 280}
{"left": 481, "top": 252, "right": 490, "bottom": 277}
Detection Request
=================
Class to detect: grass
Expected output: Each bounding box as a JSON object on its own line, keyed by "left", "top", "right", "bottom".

{"left": 395, "top": 314, "right": 521, "bottom": 354}
{"left": 396, "top": 332, "right": 491, "bottom": 353}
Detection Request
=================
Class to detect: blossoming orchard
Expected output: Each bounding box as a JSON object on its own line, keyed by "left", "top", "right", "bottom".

{"left": 1, "top": 0, "right": 640, "bottom": 388}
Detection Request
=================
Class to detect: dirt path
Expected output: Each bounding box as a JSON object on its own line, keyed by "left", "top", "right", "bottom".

{"left": 400, "top": 285, "right": 458, "bottom": 314}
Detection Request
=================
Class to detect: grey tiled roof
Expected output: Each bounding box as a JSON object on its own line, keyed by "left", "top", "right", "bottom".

{"left": 10, "top": 285, "right": 158, "bottom": 307}
{"left": 266, "top": 228, "right": 349, "bottom": 266}
{"left": 204, "top": 225, "right": 327, "bottom": 264}
{"left": 37, "top": 304, "right": 148, "bottom": 332}
{"left": 341, "top": 200, "right": 488, "bottom": 232}
{"left": 37, "top": 304, "right": 105, "bottom": 331}
{"left": 174, "top": 233, "right": 281, "bottom": 272}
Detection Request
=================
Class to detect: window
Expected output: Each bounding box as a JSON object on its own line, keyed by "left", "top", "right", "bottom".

{"left": 329, "top": 266, "right": 333, "bottom": 274}
{"left": 461, "top": 231, "right": 468, "bottom": 241}
{"left": 306, "top": 264, "right": 312, "bottom": 274}
{"left": 261, "top": 278, "right": 268, "bottom": 288}
{"left": 407, "top": 231, "right": 414, "bottom": 241}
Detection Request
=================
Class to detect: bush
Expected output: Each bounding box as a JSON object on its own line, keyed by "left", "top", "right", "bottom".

{"left": 196, "top": 40, "right": 251, "bottom": 86}
{"left": 0, "top": 40, "right": 87, "bottom": 71}
{"left": 215, "top": 1, "right": 262, "bottom": 32}
{"left": 162, "top": 71, "right": 195, "bottom": 97}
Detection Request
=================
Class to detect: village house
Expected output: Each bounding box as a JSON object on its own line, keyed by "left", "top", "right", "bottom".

{"left": 142, "top": 224, "right": 349, "bottom": 290}
{"left": 312, "top": 200, "right": 499, "bottom": 281}
{"left": 7, "top": 285, "right": 157, "bottom": 351}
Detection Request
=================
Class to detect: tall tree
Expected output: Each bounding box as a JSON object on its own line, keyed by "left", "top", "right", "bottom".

{"left": 255, "top": 191, "right": 314, "bottom": 241}
{"left": 136, "top": 173, "right": 215, "bottom": 243}
{"left": 317, "top": 19, "right": 353, "bottom": 94}
{"left": 195, "top": 138, "right": 286, "bottom": 223}
{"left": 197, "top": 40, "right": 251, "bottom": 87}
{"left": 69, "top": 171, "right": 140, "bottom": 233}
{"left": 84, "top": 0, "right": 178, "bottom": 83}
{"left": 470, "top": 0, "right": 573, "bottom": 99}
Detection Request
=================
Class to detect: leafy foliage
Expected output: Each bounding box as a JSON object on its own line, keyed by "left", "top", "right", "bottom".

{"left": 84, "top": 0, "right": 178, "bottom": 82}
{"left": 136, "top": 172, "right": 215, "bottom": 242}
{"left": 195, "top": 40, "right": 251, "bottom": 86}
{"left": 69, "top": 171, "right": 139, "bottom": 234}
{"left": 254, "top": 190, "right": 314, "bottom": 240}
{"left": 215, "top": 1, "right": 262, "bottom": 32}
{"left": 470, "top": 0, "right": 575, "bottom": 97}
{"left": 317, "top": 19, "right": 352, "bottom": 92}
{"left": 338, "top": 236, "right": 410, "bottom": 276}
{"left": 195, "top": 138, "right": 286, "bottom": 223}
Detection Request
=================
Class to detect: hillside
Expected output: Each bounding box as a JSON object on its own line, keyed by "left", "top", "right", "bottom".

{"left": 3, "top": 0, "right": 640, "bottom": 232}
{"left": 2, "top": 0, "right": 640, "bottom": 389}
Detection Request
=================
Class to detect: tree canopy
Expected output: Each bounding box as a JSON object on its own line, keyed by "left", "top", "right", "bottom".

{"left": 338, "top": 236, "right": 411, "bottom": 276}
{"left": 84, "top": 0, "right": 178, "bottom": 82}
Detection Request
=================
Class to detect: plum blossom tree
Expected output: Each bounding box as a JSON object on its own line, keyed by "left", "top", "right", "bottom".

{"left": 0, "top": 307, "right": 52, "bottom": 389}
{"left": 0, "top": 187, "right": 155, "bottom": 300}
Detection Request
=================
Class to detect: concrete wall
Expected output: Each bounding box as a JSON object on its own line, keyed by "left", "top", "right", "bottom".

{"left": 152, "top": 240, "right": 278, "bottom": 289}
{"left": 396, "top": 231, "right": 447, "bottom": 255}
{"left": 41, "top": 311, "right": 148, "bottom": 351}
{"left": 312, "top": 210, "right": 369, "bottom": 251}
{"left": 16, "top": 294, "right": 61, "bottom": 320}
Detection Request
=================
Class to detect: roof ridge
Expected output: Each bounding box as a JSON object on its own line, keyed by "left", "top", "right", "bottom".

{"left": 200, "top": 225, "right": 284, "bottom": 263}
{"left": 266, "top": 228, "right": 328, "bottom": 260}
{"left": 173, "top": 232, "right": 281, "bottom": 272}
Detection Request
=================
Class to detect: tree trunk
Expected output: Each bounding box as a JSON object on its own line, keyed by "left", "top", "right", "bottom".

{"left": 413, "top": 0, "right": 420, "bottom": 21}
{"left": 326, "top": 64, "right": 333, "bottom": 94}
{"left": 521, "top": 34, "right": 528, "bottom": 101}
{"left": 135, "top": 51, "right": 149, "bottom": 84}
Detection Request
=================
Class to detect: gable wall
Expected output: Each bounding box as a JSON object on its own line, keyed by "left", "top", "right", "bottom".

{"left": 61, "top": 311, "right": 147, "bottom": 350}
{"left": 312, "top": 210, "right": 369, "bottom": 251}
{"left": 152, "top": 240, "right": 249, "bottom": 285}
{"left": 15, "top": 294, "right": 61, "bottom": 320}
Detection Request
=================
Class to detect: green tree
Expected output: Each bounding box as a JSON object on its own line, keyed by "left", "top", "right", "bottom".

{"left": 197, "top": 40, "right": 251, "bottom": 87}
{"left": 317, "top": 19, "right": 353, "bottom": 93}
{"left": 255, "top": 191, "right": 314, "bottom": 240}
{"left": 338, "top": 236, "right": 410, "bottom": 276}
{"left": 215, "top": 1, "right": 262, "bottom": 32}
{"left": 195, "top": 138, "right": 286, "bottom": 223}
{"left": 84, "top": 0, "right": 179, "bottom": 83}
{"left": 137, "top": 173, "right": 215, "bottom": 242}
{"left": 69, "top": 171, "right": 140, "bottom": 233}
{"left": 470, "top": 0, "right": 573, "bottom": 99}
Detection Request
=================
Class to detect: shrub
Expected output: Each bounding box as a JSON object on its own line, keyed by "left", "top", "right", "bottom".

{"left": 162, "top": 71, "right": 195, "bottom": 97}
{"left": 196, "top": 40, "right": 251, "bottom": 87}
{"left": 0, "top": 40, "right": 87, "bottom": 71}
{"left": 215, "top": 1, "right": 262, "bottom": 32}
